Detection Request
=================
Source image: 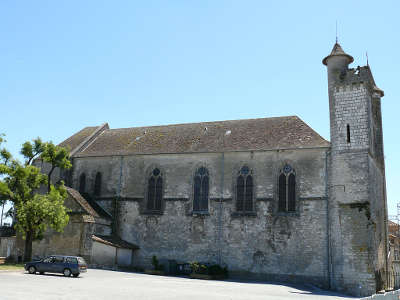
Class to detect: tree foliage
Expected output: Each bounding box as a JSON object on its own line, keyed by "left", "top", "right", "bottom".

{"left": 15, "top": 185, "right": 69, "bottom": 240}
{"left": 41, "top": 142, "right": 72, "bottom": 192}
{"left": 0, "top": 135, "right": 11, "bottom": 206}
{"left": 0, "top": 135, "right": 72, "bottom": 261}
{"left": 21, "top": 138, "right": 45, "bottom": 166}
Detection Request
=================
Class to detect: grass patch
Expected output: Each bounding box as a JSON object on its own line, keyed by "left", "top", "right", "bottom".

{"left": 0, "top": 263, "right": 24, "bottom": 271}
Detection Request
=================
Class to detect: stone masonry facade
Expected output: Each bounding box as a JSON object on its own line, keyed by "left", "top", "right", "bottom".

{"left": 72, "top": 148, "right": 330, "bottom": 287}
{"left": 29, "top": 42, "right": 388, "bottom": 297}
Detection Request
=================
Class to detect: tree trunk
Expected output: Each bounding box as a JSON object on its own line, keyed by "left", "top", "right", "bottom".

{"left": 48, "top": 166, "right": 55, "bottom": 192}
{"left": 24, "top": 230, "right": 33, "bottom": 262}
{"left": 0, "top": 202, "right": 4, "bottom": 226}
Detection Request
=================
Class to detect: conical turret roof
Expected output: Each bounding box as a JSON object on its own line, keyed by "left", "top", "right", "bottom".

{"left": 322, "top": 42, "right": 354, "bottom": 65}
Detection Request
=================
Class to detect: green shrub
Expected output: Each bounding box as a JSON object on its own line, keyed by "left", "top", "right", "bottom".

{"left": 208, "top": 264, "right": 228, "bottom": 276}
{"left": 151, "top": 255, "right": 164, "bottom": 271}
{"left": 190, "top": 262, "right": 228, "bottom": 277}
{"left": 190, "top": 261, "right": 208, "bottom": 275}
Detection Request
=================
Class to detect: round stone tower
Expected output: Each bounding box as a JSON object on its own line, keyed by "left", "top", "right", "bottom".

{"left": 323, "top": 43, "right": 354, "bottom": 151}
{"left": 323, "top": 42, "right": 354, "bottom": 85}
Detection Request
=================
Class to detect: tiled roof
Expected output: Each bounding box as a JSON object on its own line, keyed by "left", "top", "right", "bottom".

{"left": 65, "top": 187, "right": 100, "bottom": 218}
{"left": 73, "top": 116, "right": 329, "bottom": 157}
{"left": 92, "top": 235, "right": 139, "bottom": 250}
{"left": 59, "top": 126, "right": 99, "bottom": 152}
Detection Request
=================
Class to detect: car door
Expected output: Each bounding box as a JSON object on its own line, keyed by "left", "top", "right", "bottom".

{"left": 37, "top": 256, "right": 54, "bottom": 272}
{"left": 66, "top": 257, "right": 78, "bottom": 273}
{"left": 51, "top": 256, "right": 65, "bottom": 273}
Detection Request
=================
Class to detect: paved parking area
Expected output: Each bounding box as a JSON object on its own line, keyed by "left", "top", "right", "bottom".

{"left": 0, "top": 269, "right": 356, "bottom": 300}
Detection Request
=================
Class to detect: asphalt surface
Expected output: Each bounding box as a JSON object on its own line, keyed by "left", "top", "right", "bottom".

{"left": 0, "top": 269, "right": 358, "bottom": 300}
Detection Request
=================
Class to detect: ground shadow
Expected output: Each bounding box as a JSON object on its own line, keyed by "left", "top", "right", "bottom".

{"left": 25, "top": 272, "right": 82, "bottom": 279}
{"left": 93, "top": 268, "right": 356, "bottom": 298}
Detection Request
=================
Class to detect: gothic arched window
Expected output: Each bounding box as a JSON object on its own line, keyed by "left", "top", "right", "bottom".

{"left": 193, "top": 167, "right": 209, "bottom": 212}
{"left": 94, "top": 172, "right": 102, "bottom": 196}
{"left": 278, "top": 164, "right": 296, "bottom": 212}
{"left": 147, "top": 168, "right": 163, "bottom": 211}
{"left": 236, "top": 166, "right": 254, "bottom": 212}
{"left": 79, "top": 173, "right": 86, "bottom": 194}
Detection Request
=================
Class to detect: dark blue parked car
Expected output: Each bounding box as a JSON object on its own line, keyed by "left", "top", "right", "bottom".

{"left": 24, "top": 255, "right": 87, "bottom": 277}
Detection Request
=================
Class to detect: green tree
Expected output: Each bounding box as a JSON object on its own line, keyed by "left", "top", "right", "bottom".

{"left": 15, "top": 185, "right": 69, "bottom": 260}
{"left": 41, "top": 142, "right": 71, "bottom": 192}
{"left": 0, "top": 136, "right": 71, "bottom": 261}
{"left": 0, "top": 135, "right": 11, "bottom": 225}
{"left": 21, "top": 137, "right": 45, "bottom": 166}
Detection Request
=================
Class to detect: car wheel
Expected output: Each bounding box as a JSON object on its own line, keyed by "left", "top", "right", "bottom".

{"left": 28, "top": 266, "right": 36, "bottom": 274}
{"left": 73, "top": 273, "right": 80, "bottom": 277}
{"left": 63, "top": 268, "right": 72, "bottom": 277}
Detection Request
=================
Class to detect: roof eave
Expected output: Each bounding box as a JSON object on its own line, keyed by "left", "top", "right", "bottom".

{"left": 322, "top": 53, "right": 354, "bottom": 66}
{"left": 73, "top": 144, "right": 331, "bottom": 158}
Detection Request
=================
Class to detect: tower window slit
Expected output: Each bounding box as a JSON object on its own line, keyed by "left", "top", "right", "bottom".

{"left": 346, "top": 124, "right": 351, "bottom": 143}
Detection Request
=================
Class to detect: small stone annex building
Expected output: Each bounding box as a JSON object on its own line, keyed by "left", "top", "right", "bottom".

{"left": 16, "top": 42, "right": 388, "bottom": 297}
{"left": 10, "top": 186, "right": 139, "bottom": 268}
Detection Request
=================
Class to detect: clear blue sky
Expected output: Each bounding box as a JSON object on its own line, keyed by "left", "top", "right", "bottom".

{"left": 1, "top": 1, "right": 399, "bottom": 216}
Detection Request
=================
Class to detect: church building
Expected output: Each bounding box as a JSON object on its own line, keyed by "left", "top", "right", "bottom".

{"left": 32, "top": 42, "right": 388, "bottom": 297}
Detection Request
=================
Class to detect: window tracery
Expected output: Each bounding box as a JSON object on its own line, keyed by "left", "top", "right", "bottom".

{"left": 278, "top": 164, "right": 296, "bottom": 212}
{"left": 236, "top": 166, "right": 253, "bottom": 212}
{"left": 193, "top": 167, "right": 209, "bottom": 212}
{"left": 147, "top": 168, "right": 163, "bottom": 211}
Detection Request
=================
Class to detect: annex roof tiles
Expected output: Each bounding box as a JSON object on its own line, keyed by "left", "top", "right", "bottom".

{"left": 65, "top": 187, "right": 100, "bottom": 218}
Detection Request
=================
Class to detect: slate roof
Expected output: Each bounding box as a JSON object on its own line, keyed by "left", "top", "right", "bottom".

{"left": 72, "top": 116, "right": 329, "bottom": 157}
{"left": 59, "top": 126, "right": 99, "bottom": 152}
{"left": 92, "top": 235, "right": 139, "bottom": 250}
{"left": 65, "top": 187, "right": 100, "bottom": 218}
{"left": 323, "top": 42, "right": 354, "bottom": 65}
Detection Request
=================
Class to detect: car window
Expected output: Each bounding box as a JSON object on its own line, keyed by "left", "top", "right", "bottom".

{"left": 53, "top": 256, "right": 64, "bottom": 263}
{"left": 43, "top": 257, "right": 54, "bottom": 263}
{"left": 65, "top": 257, "right": 78, "bottom": 264}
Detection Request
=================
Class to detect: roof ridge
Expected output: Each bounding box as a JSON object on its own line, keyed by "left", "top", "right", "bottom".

{"left": 105, "top": 115, "right": 299, "bottom": 131}
{"left": 65, "top": 186, "right": 99, "bottom": 218}
{"left": 71, "top": 123, "right": 109, "bottom": 156}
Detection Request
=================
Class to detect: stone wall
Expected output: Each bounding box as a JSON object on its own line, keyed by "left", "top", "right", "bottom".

{"left": 72, "top": 147, "right": 330, "bottom": 287}
{"left": 30, "top": 192, "right": 101, "bottom": 263}
{"left": 0, "top": 236, "right": 15, "bottom": 258}
{"left": 32, "top": 214, "right": 95, "bottom": 263}
{"left": 369, "top": 153, "right": 388, "bottom": 288}
{"left": 91, "top": 241, "right": 116, "bottom": 266}
{"left": 328, "top": 67, "right": 388, "bottom": 296}
{"left": 332, "top": 84, "right": 370, "bottom": 152}
{"left": 117, "top": 248, "right": 132, "bottom": 266}
{"left": 329, "top": 141, "right": 378, "bottom": 295}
